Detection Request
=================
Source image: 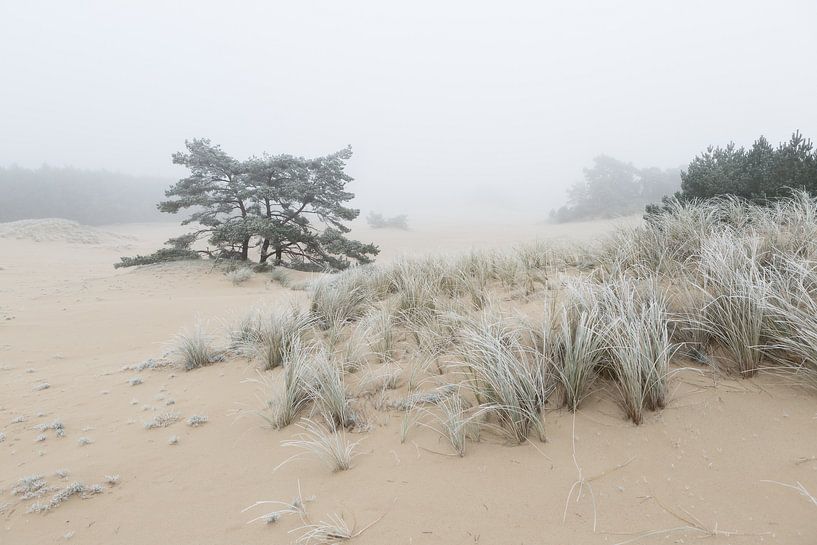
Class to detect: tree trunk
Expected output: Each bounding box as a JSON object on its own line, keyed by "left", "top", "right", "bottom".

{"left": 274, "top": 246, "right": 283, "bottom": 265}
{"left": 241, "top": 237, "right": 250, "bottom": 260}
{"left": 259, "top": 238, "right": 270, "bottom": 263}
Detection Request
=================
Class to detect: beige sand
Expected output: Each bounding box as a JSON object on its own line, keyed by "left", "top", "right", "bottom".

{"left": 1, "top": 218, "right": 816, "bottom": 544}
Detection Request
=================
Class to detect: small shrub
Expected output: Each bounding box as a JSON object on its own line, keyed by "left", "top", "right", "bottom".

{"left": 226, "top": 267, "right": 253, "bottom": 285}
{"left": 144, "top": 412, "right": 181, "bottom": 429}
{"left": 187, "top": 415, "right": 208, "bottom": 427}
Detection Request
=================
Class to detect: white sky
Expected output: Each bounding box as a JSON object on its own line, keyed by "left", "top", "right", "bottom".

{"left": 2, "top": 1, "right": 816, "bottom": 217}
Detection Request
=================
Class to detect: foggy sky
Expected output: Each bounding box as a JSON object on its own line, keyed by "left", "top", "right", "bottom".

{"left": 2, "top": 1, "right": 816, "bottom": 219}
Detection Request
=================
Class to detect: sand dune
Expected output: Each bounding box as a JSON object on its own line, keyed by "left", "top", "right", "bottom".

{"left": 0, "top": 218, "right": 136, "bottom": 246}
{"left": 1, "top": 219, "right": 816, "bottom": 545}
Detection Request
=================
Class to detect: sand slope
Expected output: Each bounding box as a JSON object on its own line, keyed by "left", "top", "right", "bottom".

{"left": 1, "top": 219, "right": 816, "bottom": 544}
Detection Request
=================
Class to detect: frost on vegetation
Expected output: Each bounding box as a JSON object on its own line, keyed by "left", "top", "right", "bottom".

{"left": 104, "top": 475, "right": 120, "bottom": 485}
{"left": 55, "top": 469, "right": 70, "bottom": 479}
{"left": 227, "top": 267, "right": 254, "bottom": 285}
{"left": 121, "top": 357, "right": 171, "bottom": 372}
{"left": 144, "top": 412, "right": 181, "bottom": 429}
{"left": 34, "top": 419, "right": 65, "bottom": 437}
{"left": 168, "top": 435, "right": 179, "bottom": 445}
{"left": 187, "top": 415, "right": 208, "bottom": 427}
{"left": 77, "top": 436, "right": 93, "bottom": 446}
{"left": 28, "top": 482, "right": 103, "bottom": 513}
{"left": 12, "top": 475, "right": 49, "bottom": 500}
{"left": 35, "top": 433, "right": 46, "bottom": 442}
{"left": 0, "top": 431, "right": 5, "bottom": 443}
{"left": 128, "top": 376, "right": 143, "bottom": 386}
{"left": 391, "top": 384, "right": 458, "bottom": 411}
{"left": 33, "top": 383, "right": 50, "bottom": 391}
{"left": 12, "top": 415, "right": 26, "bottom": 424}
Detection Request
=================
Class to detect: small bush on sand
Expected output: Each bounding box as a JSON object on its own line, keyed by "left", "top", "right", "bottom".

{"left": 270, "top": 268, "right": 291, "bottom": 287}
{"left": 226, "top": 267, "right": 253, "bottom": 285}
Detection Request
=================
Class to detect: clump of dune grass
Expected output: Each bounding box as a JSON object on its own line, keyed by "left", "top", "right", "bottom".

{"left": 277, "top": 418, "right": 361, "bottom": 473}
{"left": 762, "top": 257, "right": 817, "bottom": 386}
{"left": 293, "top": 507, "right": 388, "bottom": 545}
{"left": 32, "top": 382, "right": 50, "bottom": 391}
{"left": 104, "top": 475, "right": 120, "bottom": 486}
{"left": 307, "top": 349, "right": 356, "bottom": 429}
{"left": 243, "top": 482, "right": 314, "bottom": 525}
{"left": 226, "top": 266, "right": 253, "bottom": 285}
{"left": 699, "top": 232, "right": 769, "bottom": 376}
{"left": 603, "top": 277, "right": 675, "bottom": 424}
{"left": 457, "top": 312, "right": 551, "bottom": 443}
{"left": 310, "top": 275, "right": 371, "bottom": 331}
{"left": 417, "top": 393, "right": 483, "bottom": 457}
{"left": 361, "top": 305, "right": 398, "bottom": 363}
{"left": 28, "top": 481, "right": 103, "bottom": 513}
{"left": 391, "top": 262, "right": 440, "bottom": 320}
{"left": 548, "top": 279, "right": 609, "bottom": 411}
{"left": 144, "top": 411, "right": 181, "bottom": 429}
{"left": 77, "top": 436, "right": 92, "bottom": 446}
{"left": 334, "top": 322, "right": 369, "bottom": 373}
{"left": 239, "top": 306, "right": 315, "bottom": 370}
{"left": 227, "top": 309, "right": 262, "bottom": 349}
{"left": 269, "top": 267, "right": 291, "bottom": 287}
{"left": 128, "top": 376, "right": 143, "bottom": 386}
{"left": 294, "top": 513, "right": 354, "bottom": 543}
{"left": 668, "top": 277, "right": 714, "bottom": 364}
{"left": 171, "top": 321, "right": 220, "bottom": 371}
{"left": 261, "top": 338, "right": 316, "bottom": 429}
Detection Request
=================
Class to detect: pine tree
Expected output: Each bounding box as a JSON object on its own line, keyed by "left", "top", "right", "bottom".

{"left": 118, "top": 140, "right": 378, "bottom": 270}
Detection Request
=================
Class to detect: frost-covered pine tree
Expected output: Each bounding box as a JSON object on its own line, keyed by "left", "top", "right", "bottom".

{"left": 117, "top": 139, "right": 378, "bottom": 270}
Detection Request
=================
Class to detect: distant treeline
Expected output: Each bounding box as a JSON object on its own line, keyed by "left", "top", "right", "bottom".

{"left": 550, "top": 156, "right": 681, "bottom": 223}
{"left": 0, "top": 165, "right": 170, "bottom": 225}
{"left": 553, "top": 131, "right": 817, "bottom": 223}
{"left": 658, "top": 131, "right": 817, "bottom": 206}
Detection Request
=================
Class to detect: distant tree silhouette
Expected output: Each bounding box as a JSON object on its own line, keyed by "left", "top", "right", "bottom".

{"left": 551, "top": 156, "right": 680, "bottom": 223}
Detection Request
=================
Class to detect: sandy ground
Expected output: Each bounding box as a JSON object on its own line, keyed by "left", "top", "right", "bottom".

{"left": 1, "top": 218, "right": 816, "bottom": 545}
